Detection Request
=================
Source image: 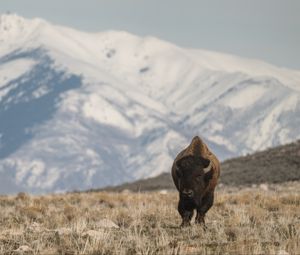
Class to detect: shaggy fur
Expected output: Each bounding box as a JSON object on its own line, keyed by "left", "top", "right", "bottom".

{"left": 171, "top": 136, "right": 220, "bottom": 227}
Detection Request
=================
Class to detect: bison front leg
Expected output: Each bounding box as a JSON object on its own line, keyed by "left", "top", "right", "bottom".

{"left": 178, "top": 198, "right": 194, "bottom": 227}
{"left": 195, "top": 192, "right": 214, "bottom": 227}
{"left": 195, "top": 213, "right": 205, "bottom": 225}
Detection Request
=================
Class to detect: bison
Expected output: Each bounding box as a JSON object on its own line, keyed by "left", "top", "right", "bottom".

{"left": 171, "top": 136, "right": 220, "bottom": 227}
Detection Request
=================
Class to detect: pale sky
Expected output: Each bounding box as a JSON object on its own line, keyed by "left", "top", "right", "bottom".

{"left": 1, "top": 0, "right": 299, "bottom": 69}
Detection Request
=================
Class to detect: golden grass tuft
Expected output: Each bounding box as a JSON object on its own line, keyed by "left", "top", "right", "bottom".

{"left": 0, "top": 182, "right": 299, "bottom": 254}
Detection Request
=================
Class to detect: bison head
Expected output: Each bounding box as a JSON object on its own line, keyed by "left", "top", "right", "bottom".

{"left": 175, "top": 155, "right": 212, "bottom": 201}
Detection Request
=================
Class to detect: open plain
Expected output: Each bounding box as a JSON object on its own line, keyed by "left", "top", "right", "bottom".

{"left": 0, "top": 182, "right": 299, "bottom": 254}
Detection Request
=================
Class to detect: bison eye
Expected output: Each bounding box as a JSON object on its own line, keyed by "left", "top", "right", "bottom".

{"left": 176, "top": 168, "right": 182, "bottom": 178}
{"left": 195, "top": 175, "right": 202, "bottom": 181}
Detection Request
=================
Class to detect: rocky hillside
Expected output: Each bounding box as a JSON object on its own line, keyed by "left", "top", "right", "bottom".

{"left": 98, "top": 140, "right": 300, "bottom": 192}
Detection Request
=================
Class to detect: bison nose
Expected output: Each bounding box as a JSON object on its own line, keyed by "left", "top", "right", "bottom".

{"left": 182, "top": 189, "right": 194, "bottom": 198}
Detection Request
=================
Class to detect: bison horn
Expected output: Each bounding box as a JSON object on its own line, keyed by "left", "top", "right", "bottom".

{"left": 203, "top": 160, "right": 212, "bottom": 174}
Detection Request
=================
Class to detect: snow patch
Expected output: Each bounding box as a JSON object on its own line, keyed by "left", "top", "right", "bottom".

{"left": 82, "top": 94, "right": 132, "bottom": 130}
{"left": 32, "top": 84, "right": 50, "bottom": 98}
{"left": 223, "top": 85, "right": 266, "bottom": 109}
{"left": 208, "top": 135, "right": 236, "bottom": 152}
{"left": 0, "top": 58, "right": 36, "bottom": 87}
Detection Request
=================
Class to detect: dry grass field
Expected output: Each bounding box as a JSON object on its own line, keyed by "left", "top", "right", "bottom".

{"left": 0, "top": 182, "right": 299, "bottom": 255}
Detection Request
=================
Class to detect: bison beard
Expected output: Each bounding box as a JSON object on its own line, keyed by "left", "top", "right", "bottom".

{"left": 171, "top": 136, "right": 220, "bottom": 227}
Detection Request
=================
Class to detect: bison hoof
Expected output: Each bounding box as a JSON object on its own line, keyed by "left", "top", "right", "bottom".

{"left": 195, "top": 220, "right": 205, "bottom": 225}
{"left": 195, "top": 221, "right": 207, "bottom": 230}
{"left": 180, "top": 221, "right": 191, "bottom": 228}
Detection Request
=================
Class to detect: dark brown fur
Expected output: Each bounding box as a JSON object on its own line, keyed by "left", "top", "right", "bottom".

{"left": 171, "top": 136, "right": 220, "bottom": 227}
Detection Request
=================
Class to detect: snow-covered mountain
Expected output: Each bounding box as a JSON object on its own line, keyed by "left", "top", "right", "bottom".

{"left": 0, "top": 14, "right": 299, "bottom": 194}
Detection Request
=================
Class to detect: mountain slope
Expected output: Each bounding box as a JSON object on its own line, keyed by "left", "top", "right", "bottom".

{"left": 0, "top": 14, "right": 299, "bottom": 193}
